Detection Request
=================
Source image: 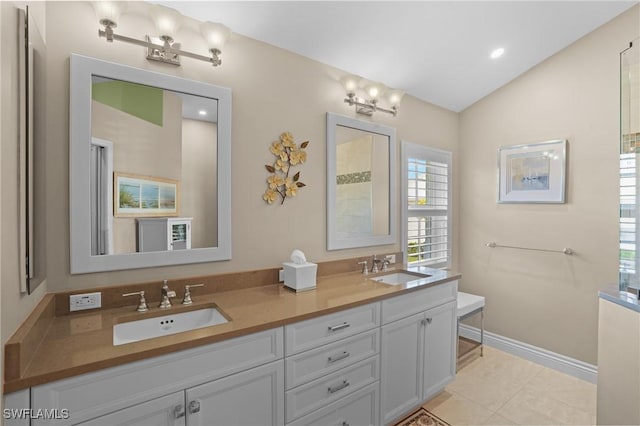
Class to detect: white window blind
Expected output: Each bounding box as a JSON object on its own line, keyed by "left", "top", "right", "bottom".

{"left": 620, "top": 153, "right": 637, "bottom": 289}
{"left": 403, "top": 143, "right": 452, "bottom": 269}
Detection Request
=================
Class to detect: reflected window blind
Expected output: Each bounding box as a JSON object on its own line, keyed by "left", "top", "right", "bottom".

{"left": 407, "top": 157, "right": 450, "bottom": 268}
{"left": 620, "top": 153, "right": 637, "bottom": 288}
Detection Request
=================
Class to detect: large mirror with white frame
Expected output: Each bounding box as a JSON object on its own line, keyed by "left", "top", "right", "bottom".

{"left": 69, "top": 54, "right": 231, "bottom": 273}
{"left": 326, "top": 112, "right": 397, "bottom": 250}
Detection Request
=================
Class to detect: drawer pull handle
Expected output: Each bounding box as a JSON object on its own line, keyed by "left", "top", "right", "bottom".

{"left": 173, "top": 405, "right": 185, "bottom": 419}
{"left": 328, "top": 380, "right": 350, "bottom": 394}
{"left": 328, "top": 322, "right": 350, "bottom": 332}
{"left": 188, "top": 400, "right": 201, "bottom": 414}
{"left": 328, "top": 351, "right": 350, "bottom": 363}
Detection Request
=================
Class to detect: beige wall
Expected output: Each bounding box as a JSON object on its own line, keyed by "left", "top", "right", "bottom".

{"left": 459, "top": 6, "right": 640, "bottom": 364}
{"left": 43, "top": 1, "right": 459, "bottom": 293}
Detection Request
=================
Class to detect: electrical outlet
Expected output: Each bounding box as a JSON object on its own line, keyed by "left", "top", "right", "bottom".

{"left": 70, "top": 292, "right": 102, "bottom": 312}
{"left": 387, "top": 254, "right": 396, "bottom": 264}
{"left": 279, "top": 269, "right": 285, "bottom": 282}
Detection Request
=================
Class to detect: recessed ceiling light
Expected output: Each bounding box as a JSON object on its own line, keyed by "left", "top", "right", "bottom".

{"left": 490, "top": 48, "right": 505, "bottom": 59}
{"left": 198, "top": 110, "right": 207, "bottom": 116}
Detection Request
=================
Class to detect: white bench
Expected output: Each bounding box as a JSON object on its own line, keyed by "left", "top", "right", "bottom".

{"left": 457, "top": 292, "right": 485, "bottom": 356}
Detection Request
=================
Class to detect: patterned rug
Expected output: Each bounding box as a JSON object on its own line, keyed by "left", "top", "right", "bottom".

{"left": 395, "top": 407, "right": 451, "bottom": 426}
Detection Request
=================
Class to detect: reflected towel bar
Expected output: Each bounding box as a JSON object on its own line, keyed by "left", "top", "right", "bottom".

{"left": 486, "top": 242, "right": 574, "bottom": 255}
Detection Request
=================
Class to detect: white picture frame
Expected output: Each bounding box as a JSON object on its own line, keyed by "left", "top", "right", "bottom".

{"left": 498, "top": 139, "right": 567, "bottom": 204}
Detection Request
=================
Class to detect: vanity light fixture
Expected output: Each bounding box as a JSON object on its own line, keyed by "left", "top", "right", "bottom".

{"left": 341, "top": 74, "right": 404, "bottom": 117}
{"left": 93, "top": 2, "right": 231, "bottom": 68}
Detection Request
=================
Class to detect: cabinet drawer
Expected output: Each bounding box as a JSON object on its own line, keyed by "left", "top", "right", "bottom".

{"left": 287, "top": 382, "right": 379, "bottom": 426}
{"left": 382, "top": 280, "right": 457, "bottom": 324}
{"left": 285, "top": 303, "right": 380, "bottom": 355}
{"left": 32, "top": 328, "right": 283, "bottom": 425}
{"left": 285, "top": 356, "right": 379, "bottom": 423}
{"left": 285, "top": 329, "right": 379, "bottom": 389}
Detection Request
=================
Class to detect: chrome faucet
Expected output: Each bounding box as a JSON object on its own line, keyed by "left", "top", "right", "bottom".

{"left": 159, "top": 280, "right": 177, "bottom": 309}
{"left": 371, "top": 255, "right": 381, "bottom": 273}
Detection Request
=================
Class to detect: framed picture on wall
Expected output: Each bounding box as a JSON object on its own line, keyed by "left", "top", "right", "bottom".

{"left": 114, "top": 173, "right": 180, "bottom": 217}
{"left": 498, "top": 139, "right": 567, "bottom": 203}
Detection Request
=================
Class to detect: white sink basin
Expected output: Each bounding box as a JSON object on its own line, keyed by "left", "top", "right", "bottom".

{"left": 370, "top": 271, "right": 431, "bottom": 286}
{"left": 113, "top": 306, "right": 229, "bottom": 346}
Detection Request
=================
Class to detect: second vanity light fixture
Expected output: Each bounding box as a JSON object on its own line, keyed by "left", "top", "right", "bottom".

{"left": 340, "top": 74, "right": 405, "bottom": 117}
{"left": 93, "top": 1, "right": 231, "bottom": 67}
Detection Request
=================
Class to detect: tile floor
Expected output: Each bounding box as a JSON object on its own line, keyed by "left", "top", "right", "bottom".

{"left": 422, "top": 345, "right": 597, "bottom": 425}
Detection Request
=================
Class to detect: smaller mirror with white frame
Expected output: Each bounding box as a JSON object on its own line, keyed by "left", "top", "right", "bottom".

{"left": 326, "top": 113, "right": 397, "bottom": 250}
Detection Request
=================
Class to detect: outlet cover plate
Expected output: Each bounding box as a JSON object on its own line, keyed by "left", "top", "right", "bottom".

{"left": 70, "top": 292, "right": 102, "bottom": 312}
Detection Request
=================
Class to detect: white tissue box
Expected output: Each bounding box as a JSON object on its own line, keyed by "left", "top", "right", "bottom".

{"left": 283, "top": 262, "right": 317, "bottom": 292}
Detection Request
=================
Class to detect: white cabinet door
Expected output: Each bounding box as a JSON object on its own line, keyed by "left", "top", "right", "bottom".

{"left": 423, "top": 301, "right": 457, "bottom": 400}
{"left": 78, "top": 392, "right": 185, "bottom": 426}
{"left": 185, "top": 360, "right": 284, "bottom": 426}
{"left": 380, "top": 311, "right": 424, "bottom": 425}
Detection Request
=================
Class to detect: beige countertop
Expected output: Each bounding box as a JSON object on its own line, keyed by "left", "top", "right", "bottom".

{"left": 3, "top": 267, "right": 460, "bottom": 393}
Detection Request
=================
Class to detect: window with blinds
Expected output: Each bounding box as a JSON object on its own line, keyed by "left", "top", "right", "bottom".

{"left": 404, "top": 145, "right": 452, "bottom": 269}
{"left": 620, "top": 153, "right": 637, "bottom": 289}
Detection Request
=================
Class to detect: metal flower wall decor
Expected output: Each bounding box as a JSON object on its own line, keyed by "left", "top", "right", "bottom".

{"left": 263, "top": 132, "right": 309, "bottom": 205}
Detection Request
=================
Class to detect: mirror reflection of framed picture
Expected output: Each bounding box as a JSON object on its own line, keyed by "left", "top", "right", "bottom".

{"left": 114, "top": 173, "right": 180, "bottom": 217}
{"left": 498, "top": 139, "right": 567, "bottom": 204}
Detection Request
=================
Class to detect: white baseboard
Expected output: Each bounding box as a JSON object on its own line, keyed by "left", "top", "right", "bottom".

{"left": 458, "top": 324, "right": 598, "bottom": 384}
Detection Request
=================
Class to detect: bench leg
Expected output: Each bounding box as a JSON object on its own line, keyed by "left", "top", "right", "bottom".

{"left": 480, "top": 308, "right": 484, "bottom": 357}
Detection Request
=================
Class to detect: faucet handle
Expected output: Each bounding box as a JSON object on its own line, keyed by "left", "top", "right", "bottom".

{"left": 182, "top": 284, "right": 204, "bottom": 305}
{"left": 382, "top": 256, "right": 392, "bottom": 271}
{"left": 357, "top": 260, "right": 368, "bottom": 275}
{"left": 122, "top": 291, "right": 149, "bottom": 313}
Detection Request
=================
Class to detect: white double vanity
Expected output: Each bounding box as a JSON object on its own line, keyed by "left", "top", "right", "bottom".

{"left": 5, "top": 274, "right": 458, "bottom": 426}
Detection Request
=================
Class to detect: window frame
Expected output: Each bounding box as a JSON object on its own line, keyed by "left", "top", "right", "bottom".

{"left": 401, "top": 141, "right": 453, "bottom": 269}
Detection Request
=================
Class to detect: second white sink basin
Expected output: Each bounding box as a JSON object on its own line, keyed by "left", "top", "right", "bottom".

{"left": 370, "top": 271, "right": 431, "bottom": 286}
{"left": 113, "top": 306, "right": 229, "bottom": 346}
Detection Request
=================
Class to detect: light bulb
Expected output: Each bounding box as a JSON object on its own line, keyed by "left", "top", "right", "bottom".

{"left": 200, "top": 21, "right": 231, "bottom": 52}
{"left": 340, "top": 74, "right": 360, "bottom": 96}
{"left": 387, "top": 90, "right": 405, "bottom": 107}
{"left": 364, "top": 83, "right": 383, "bottom": 101}
{"left": 149, "top": 4, "right": 181, "bottom": 41}
{"left": 93, "top": 1, "right": 127, "bottom": 27}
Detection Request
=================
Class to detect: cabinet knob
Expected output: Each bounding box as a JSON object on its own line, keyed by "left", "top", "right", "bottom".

{"left": 188, "top": 400, "right": 201, "bottom": 414}
{"left": 173, "top": 404, "right": 185, "bottom": 419}
{"left": 421, "top": 318, "right": 433, "bottom": 326}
